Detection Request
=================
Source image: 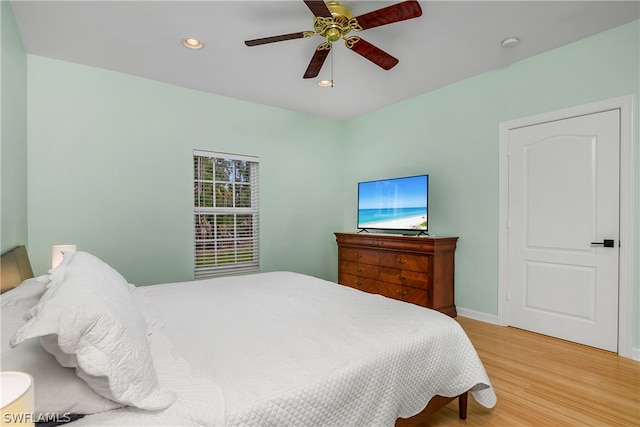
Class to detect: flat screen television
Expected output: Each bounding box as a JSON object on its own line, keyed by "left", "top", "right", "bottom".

{"left": 357, "top": 174, "right": 428, "bottom": 234}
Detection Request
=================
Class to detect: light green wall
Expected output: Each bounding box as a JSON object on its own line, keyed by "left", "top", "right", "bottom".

{"left": 26, "top": 57, "right": 343, "bottom": 284}
{"left": 341, "top": 20, "right": 639, "bottom": 344}
{"left": 0, "top": 0, "right": 28, "bottom": 253}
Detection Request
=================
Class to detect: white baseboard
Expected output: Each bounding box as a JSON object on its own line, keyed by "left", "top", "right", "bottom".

{"left": 456, "top": 307, "right": 498, "bottom": 325}
{"left": 633, "top": 347, "right": 640, "bottom": 362}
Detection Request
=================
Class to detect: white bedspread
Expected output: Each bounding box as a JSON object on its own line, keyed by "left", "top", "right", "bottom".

{"left": 76, "top": 271, "right": 496, "bottom": 426}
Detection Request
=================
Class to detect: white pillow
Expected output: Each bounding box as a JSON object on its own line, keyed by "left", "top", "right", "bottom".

{"left": 10, "top": 251, "right": 176, "bottom": 410}
{"left": 1, "top": 277, "right": 123, "bottom": 416}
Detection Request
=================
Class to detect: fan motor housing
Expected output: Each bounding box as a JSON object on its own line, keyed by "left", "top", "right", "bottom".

{"left": 316, "top": 1, "right": 353, "bottom": 42}
{"left": 327, "top": 1, "right": 352, "bottom": 19}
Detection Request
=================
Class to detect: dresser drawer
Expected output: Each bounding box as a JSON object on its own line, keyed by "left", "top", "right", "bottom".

{"left": 378, "top": 252, "right": 429, "bottom": 272}
{"left": 377, "top": 238, "right": 432, "bottom": 252}
{"left": 378, "top": 266, "right": 429, "bottom": 289}
{"left": 336, "top": 234, "right": 379, "bottom": 247}
{"left": 340, "top": 261, "right": 378, "bottom": 279}
{"left": 340, "top": 248, "right": 378, "bottom": 265}
{"left": 340, "top": 274, "right": 379, "bottom": 294}
{"left": 378, "top": 282, "right": 430, "bottom": 306}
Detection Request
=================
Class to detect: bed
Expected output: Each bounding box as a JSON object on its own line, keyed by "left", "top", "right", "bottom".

{"left": 1, "top": 245, "right": 496, "bottom": 426}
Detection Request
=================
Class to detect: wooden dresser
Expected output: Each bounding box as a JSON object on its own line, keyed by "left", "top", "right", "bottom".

{"left": 335, "top": 233, "right": 459, "bottom": 317}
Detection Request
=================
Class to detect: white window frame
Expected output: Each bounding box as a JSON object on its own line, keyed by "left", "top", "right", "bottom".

{"left": 193, "top": 150, "right": 259, "bottom": 276}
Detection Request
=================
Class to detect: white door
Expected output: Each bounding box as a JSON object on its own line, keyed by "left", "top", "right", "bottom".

{"left": 507, "top": 109, "right": 620, "bottom": 352}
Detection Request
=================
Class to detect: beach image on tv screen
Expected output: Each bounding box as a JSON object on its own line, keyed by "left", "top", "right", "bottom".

{"left": 358, "top": 175, "right": 428, "bottom": 230}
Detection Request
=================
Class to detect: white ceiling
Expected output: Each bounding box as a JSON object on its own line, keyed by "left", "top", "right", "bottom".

{"left": 10, "top": 1, "right": 640, "bottom": 121}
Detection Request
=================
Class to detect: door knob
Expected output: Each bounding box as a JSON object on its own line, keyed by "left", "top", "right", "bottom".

{"left": 590, "top": 239, "right": 615, "bottom": 248}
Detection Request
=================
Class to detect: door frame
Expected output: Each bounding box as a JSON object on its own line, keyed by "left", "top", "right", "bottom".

{"left": 498, "top": 95, "right": 636, "bottom": 359}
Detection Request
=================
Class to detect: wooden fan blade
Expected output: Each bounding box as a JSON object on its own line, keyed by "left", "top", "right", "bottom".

{"left": 245, "top": 32, "right": 308, "bottom": 46}
{"left": 345, "top": 37, "right": 398, "bottom": 70}
{"left": 352, "top": 0, "right": 422, "bottom": 31}
{"left": 303, "top": 44, "right": 331, "bottom": 78}
{"left": 304, "top": 0, "right": 332, "bottom": 17}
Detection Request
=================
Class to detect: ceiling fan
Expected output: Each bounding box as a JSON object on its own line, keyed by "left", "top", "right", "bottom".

{"left": 244, "top": 1, "right": 423, "bottom": 79}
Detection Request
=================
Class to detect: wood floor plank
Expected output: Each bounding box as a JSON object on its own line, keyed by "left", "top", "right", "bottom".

{"left": 397, "top": 317, "right": 640, "bottom": 426}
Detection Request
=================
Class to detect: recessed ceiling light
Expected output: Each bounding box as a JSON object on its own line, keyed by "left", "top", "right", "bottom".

{"left": 182, "top": 38, "right": 204, "bottom": 49}
{"left": 317, "top": 79, "right": 334, "bottom": 87}
{"left": 501, "top": 37, "right": 519, "bottom": 48}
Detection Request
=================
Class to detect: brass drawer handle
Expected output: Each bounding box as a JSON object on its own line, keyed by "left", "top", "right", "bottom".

{"left": 397, "top": 258, "right": 406, "bottom": 265}
{"left": 397, "top": 289, "right": 408, "bottom": 297}
{"left": 355, "top": 253, "right": 362, "bottom": 259}
{"left": 396, "top": 274, "right": 406, "bottom": 281}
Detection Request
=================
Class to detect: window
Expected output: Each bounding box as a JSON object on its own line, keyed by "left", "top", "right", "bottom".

{"left": 193, "top": 150, "right": 259, "bottom": 276}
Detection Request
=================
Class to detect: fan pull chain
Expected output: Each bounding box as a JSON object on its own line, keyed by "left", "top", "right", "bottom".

{"left": 330, "top": 47, "right": 335, "bottom": 88}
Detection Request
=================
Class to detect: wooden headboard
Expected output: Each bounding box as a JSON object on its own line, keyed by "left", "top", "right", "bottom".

{"left": 1, "top": 245, "right": 34, "bottom": 293}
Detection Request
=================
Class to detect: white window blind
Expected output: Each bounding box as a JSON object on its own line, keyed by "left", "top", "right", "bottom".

{"left": 193, "top": 150, "right": 259, "bottom": 276}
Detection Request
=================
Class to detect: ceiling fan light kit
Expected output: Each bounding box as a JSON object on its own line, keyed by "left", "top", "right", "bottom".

{"left": 244, "top": 1, "right": 422, "bottom": 79}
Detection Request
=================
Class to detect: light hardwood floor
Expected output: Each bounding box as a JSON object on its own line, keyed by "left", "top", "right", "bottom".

{"left": 397, "top": 317, "right": 640, "bottom": 427}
